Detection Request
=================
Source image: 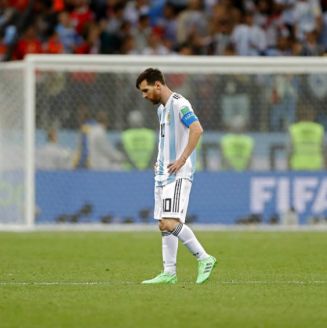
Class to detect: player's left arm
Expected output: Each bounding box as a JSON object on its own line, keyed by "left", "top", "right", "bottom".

{"left": 168, "top": 120, "right": 203, "bottom": 174}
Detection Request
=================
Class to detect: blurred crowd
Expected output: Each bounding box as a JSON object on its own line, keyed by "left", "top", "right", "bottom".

{"left": 1, "top": 0, "right": 327, "bottom": 61}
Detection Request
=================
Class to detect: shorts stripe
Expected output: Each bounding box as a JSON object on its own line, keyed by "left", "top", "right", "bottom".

{"left": 176, "top": 179, "right": 182, "bottom": 212}
{"left": 172, "top": 180, "right": 179, "bottom": 212}
{"left": 173, "top": 179, "right": 182, "bottom": 212}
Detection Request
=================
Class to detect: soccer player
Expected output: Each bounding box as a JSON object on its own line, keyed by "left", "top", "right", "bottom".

{"left": 136, "top": 68, "right": 216, "bottom": 284}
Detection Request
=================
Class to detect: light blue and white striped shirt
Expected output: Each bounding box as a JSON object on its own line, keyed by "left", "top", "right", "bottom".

{"left": 155, "top": 93, "right": 199, "bottom": 187}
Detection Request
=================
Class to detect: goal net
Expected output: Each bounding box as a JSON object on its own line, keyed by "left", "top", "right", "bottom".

{"left": 1, "top": 55, "right": 327, "bottom": 228}
{"left": 0, "top": 63, "right": 27, "bottom": 226}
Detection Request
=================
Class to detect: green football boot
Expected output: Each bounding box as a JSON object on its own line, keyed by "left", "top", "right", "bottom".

{"left": 142, "top": 272, "right": 177, "bottom": 285}
{"left": 196, "top": 255, "right": 217, "bottom": 284}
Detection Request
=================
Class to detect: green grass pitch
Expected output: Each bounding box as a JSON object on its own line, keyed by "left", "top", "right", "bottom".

{"left": 0, "top": 230, "right": 326, "bottom": 328}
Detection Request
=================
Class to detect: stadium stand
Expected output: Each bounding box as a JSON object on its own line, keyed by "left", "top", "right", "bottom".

{"left": 1, "top": 0, "right": 327, "bottom": 60}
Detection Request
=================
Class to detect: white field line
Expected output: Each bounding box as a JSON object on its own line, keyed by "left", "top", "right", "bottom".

{"left": 0, "top": 280, "right": 326, "bottom": 286}
{"left": 1, "top": 223, "right": 327, "bottom": 232}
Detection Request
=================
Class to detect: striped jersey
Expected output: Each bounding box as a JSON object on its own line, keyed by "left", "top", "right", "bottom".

{"left": 155, "top": 92, "right": 199, "bottom": 187}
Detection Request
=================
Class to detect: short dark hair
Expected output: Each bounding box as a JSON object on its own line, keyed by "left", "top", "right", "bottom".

{"left": 136, "top": 68, "right": 166, "bottom": 89}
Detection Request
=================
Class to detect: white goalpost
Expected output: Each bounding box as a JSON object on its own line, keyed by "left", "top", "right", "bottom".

{"left": 1, "top": 55, "right": 327, "bottom": 229}
{"left": 0, "top": 62, "right": 30, "bottom": 227}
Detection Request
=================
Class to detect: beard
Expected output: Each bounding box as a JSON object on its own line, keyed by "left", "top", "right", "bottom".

{"left": 149, "top": 95, "right": 161, "bottom": 104}
{"left": 151, "top": 99, "right": 160, "bottom": 105}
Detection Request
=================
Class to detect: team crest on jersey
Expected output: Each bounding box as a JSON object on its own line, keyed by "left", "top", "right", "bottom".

{"left": 167, "top": 112, "right": 170, "bottom": 123}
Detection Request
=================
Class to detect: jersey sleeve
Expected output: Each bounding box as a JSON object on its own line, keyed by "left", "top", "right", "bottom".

{"left": 178, "top": 101, "right": 199, "bottom": 128}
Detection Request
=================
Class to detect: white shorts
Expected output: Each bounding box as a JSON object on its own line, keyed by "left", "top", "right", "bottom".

{"left": 154, "top": 178, "right": 192, "bottom": 223}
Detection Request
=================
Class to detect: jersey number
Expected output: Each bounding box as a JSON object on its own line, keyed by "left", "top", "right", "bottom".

{"left": 163, "top": 198, "right": 171, "bottom": 212}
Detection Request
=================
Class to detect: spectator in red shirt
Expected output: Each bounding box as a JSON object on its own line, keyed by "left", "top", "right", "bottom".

{"left": 74, "top": 23, "right": 100, "bottom": 54}
{"left": 9, "top": 0, "right": 28, "bottom": 12}
{"left": 43, "top": 30, "right": 64, "bottom": 54}
{"left": 52, "top": 0, "right": 65, "bottom": 13}
{"left": 0, "top": 35, "right": 7, "bottom": 60}
{"left": 70, "top": 0, "right": 94, "bottom": 35}
{"left": 14, "top": 24, "right": 42, "bottom": 59}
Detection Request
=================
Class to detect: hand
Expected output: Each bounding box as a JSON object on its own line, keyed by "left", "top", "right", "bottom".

{"left": 167, "top": 156, "right": 186, "bottom": 174}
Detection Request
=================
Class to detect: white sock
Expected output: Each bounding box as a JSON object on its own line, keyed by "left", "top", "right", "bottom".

{"left": 162, "top": 231, "right": 178, "bottom": 274}
{"left": 172, "top": 223, "right": 209, "bottom": 260}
